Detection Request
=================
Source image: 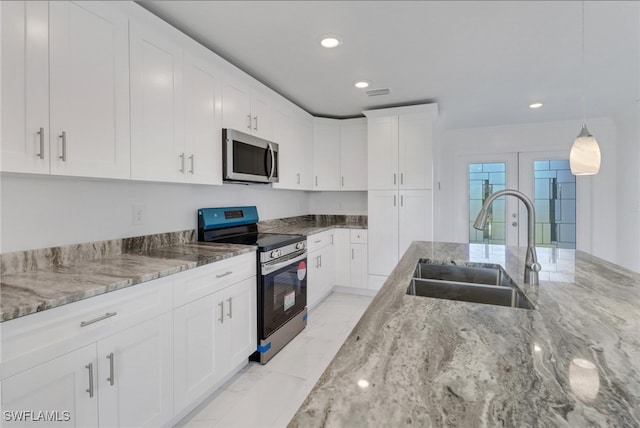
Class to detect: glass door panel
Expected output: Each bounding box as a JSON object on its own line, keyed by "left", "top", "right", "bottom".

{"left": 468, "top": 162, "right": 507, "bottom": 244}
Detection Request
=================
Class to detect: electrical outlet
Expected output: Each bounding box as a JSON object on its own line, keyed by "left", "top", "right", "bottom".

{"left": 133, "top": 205, "right": 145, "bottom": 225}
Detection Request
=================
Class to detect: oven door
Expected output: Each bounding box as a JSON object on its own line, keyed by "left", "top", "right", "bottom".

{"left": 260, "top": 251, "right": 307, "bottom": 339}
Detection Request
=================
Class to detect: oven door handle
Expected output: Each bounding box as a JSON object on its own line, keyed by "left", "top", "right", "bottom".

{"left": 262, "top": 252, "right": 307, "bottom": 275}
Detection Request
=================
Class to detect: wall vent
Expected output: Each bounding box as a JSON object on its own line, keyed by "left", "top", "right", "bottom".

{"left": 366, "top": 88, "right": 390, "bottom": 97}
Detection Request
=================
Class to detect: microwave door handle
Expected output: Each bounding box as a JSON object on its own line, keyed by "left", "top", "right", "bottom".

{"left": 267, "top": 143, "right": 275, "bottom": 181}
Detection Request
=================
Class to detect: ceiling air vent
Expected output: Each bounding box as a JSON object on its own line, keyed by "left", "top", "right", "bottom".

{"left": 366, "top": 88, "right": 390, "bottom": 97}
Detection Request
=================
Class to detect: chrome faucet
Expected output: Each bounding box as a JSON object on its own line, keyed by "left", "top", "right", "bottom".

{"left": 473, "top": 189, "right": 542, "bottom": 285}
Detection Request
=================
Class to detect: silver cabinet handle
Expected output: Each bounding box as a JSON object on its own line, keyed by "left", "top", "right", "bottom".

{"left": 86, "top": 363, "right": 94, "bottom": 398}
{"left": 330, "top": 234, "right": 334, "bottom": 245}
{"left": 219, "top": 301, "right": 224, "bottom": 324}
{"left": 106, "top": 353, "right": 115, "bottom": 386}
{"left": 216, "top": 271, "right": 233, "bottom": 278}
{"left": 319, "top": 255, "right": 322, "bottom": 268}
{"left": 352, "top": 248, "right": 355, "bottom": 259}
{"left": 59, "top": 131, "right": 67, "bottom": 161}
{"left": 401, "top": 194, "right": 404, "bottom": 207}
{"left": 179, "top": 153, "right": 185, "bottom": 173}
{"left": 81, "top": 312, "right": 117, "bottom": 327}
{"left": 342, "top": 176, "right": 344, "bottom": 187}
{"left": 247, "top": 114, "right": 252, "bottom": 129}
{"left": 227, "top": 297, "right": 233, "bottom": 319}
{"left": 314, "top": 239, "right": 321, "bottom": 244}
{"left": 189, "top": 154, "right": 194, "bottom": 174}
{"left": 315, "top": 176, "right": 318, "bottom": 186}
{"left": 297, "top": 173, "right": 300, "bottom": 184}
{"left": 253, "top": 115, "right": 258, "bottom": 131}
{"left": 394, "top": 173, "right": 396, "bottom": 185}
{"left": 37, "top": 127, "right": 45, "bottom": 159}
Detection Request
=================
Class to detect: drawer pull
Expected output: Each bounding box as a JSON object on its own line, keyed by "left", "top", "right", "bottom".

{"left": 80, "top": 312, "right": 117, "bottom": 327}
{"left": 314, "top": 239, "right": 322, "bottom": 244}
{"left": 216, "top": 271, "right": 233, "bottom": 278}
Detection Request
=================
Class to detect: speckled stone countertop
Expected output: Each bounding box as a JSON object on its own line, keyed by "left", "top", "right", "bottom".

{"left": 289, "top": 241, "right": 640, "bottom": 427}
{"left": 0, "top": 231, "right": 255, "bottom": 322}
{"left": 259, "top": 214, "right": 367, "bottom": 236}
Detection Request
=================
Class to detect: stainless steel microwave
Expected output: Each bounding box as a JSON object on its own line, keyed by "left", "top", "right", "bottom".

{"left": 222, "top": 129, "right": 279, "bottom": 183}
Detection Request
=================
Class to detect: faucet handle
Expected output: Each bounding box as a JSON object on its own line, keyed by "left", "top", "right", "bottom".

{"left": 530, "top": 262, "right": 542, "bottom": 273}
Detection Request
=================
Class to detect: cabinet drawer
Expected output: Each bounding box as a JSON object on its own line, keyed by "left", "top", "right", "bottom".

{"left": 307, "top": 231, "right": 334, "bottom": 252}
{"left": 1, "top": 276, "right": 173, "bottom": 378}
{"left": 350, "top": 229, "right": 368, "bottom": 244}
{"left": 173, "top": 252, "right": 256, "bottom": 308}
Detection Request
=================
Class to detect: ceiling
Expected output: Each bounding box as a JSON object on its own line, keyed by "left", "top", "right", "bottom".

{"left": 137, "top": 1, "right": 639, "bottom": 129}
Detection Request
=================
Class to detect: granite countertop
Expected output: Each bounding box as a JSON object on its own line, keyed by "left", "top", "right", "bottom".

{"left": 289, "top": 241, "right": 640, "bottom": 427}
{"left": 258, "top": 214, "right": 367, "bottom": 236}
{"left": 0, "top": 241, "right": 255, "bottom": 322}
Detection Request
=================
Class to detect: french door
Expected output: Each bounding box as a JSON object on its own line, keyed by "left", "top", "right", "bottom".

{"left": 454, "top": 151, "right": 576, "bottom": 249}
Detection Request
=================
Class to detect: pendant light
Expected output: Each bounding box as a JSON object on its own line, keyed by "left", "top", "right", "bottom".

{"left": 570, "top": 1, "right": 601, "bottom": 176}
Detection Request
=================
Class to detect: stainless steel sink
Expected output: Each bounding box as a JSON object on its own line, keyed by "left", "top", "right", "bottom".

{"left": 406, "top": 261, "right": 534, "bottom": 310}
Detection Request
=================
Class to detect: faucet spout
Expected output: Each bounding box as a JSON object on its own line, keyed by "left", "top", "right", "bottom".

{"left": 473, "top": 189, "right": 541, "bottom": 285}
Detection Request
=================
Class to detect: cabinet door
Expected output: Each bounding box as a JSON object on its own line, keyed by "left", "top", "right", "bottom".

{"left": 49, "top": 1, "right": 130, "bottom": 179}
{"left": 1, "top": 344, "right": 98, "bottom": 428}
{"left": 270, "top": 107, "right": 295, "bottom": 189}
{"left": 173, "top": 294, "right": 221, "bottom": 414}
{"left": 130, "top": 21, "right": 184, "bottom": 182}
{"left": 222, "top": 277, "right": 257, "bottom": 368}
{"left": 350, "top": 243, "right": 368, "bottom": 289}
{"left": 399, "top": 112, "right": 433, "bottom": 190}
{"left": 98, "top": 313, "right": 174, "bottom": 428}
{"left": 1, "top": 1, "right": 49, "bottom": 174}
{"left": 312, "top": 118, "right": 341, "bottom": 191}
{"left": 334, "top": 229, "right": 351, "bottom": 287}
{"left": 367, "top": 116, "right": 398, "bottom": 190}
{"left": 184, "top": 49, "right": 222, "bottom": 185}
{"left": 296, "top": 117, "right": 315, "bottom": 190}
{"left": 340, "top": 119, "right": 368, "bottom": 191}
{"left": 399, "top": 189, "right": 433, "bottom": 257}
{"left": 307, "top": 251, "right": 322, "bottom": 309}
{"left": 222, "top": 77, "right": 252, "bottom": 133}
{"left": 250, "top": 89, "right": 272, "bottom": 139}
{"left": 368, "top": 190, "right": 399, "bottom": 276}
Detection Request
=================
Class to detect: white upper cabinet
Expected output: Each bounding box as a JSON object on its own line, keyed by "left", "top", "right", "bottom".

{"left": 366, "top": 115, "right": 399, "bottom": 190}
{"left": 1, "top": 1, "right": 50, "bottom": 175}
{"left": 339, "top": 118, "right": 367, "bottom": 191}
{"left": 222, "top": 76, "right": 272, "bottom": 140}
{"left": 398, "top": 112, "right": 434, "bottom": 190}
{"left": 272, "top": 105, "right": 313, "bottom": 190}
{"left": 130, "top": 19, "right": 185, "bottom": 182}
{"left": 312, "top": 117, "right": 367, "bottom": 192}
{"left": 49, "top": 1, "right": 130, "bottom": 179}
{"left": 313, "top": 118, "right": 341, "bottom": 190}
{"left": 365, "top": 104, "right": 437, "bottom": 191}
{"left": 1, "top": 1, "right": 130, "bottom": 179}
{"left": 183, "top": 47, "right": 222, "bottom": 185}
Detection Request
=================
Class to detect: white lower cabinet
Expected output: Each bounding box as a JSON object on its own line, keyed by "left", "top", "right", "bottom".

{"left": 335, "top": 229, "right": 369, "bottom": 291}
{"left": 307, "top": 231, "right": 335, "bottom": 309}
{"left": 1, "top": 344, "right": 99, "bottom": 427}
{"left": 1, "top": 313, "right": 173, "bottom": 428}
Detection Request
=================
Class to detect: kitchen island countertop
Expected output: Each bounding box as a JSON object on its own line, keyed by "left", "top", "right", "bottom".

{"left": 289, "top": 241, "right": 640, "bottom": 427}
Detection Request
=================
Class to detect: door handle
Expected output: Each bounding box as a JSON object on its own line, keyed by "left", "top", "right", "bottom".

{"left": 106, "top": 353, "right": 115, "bottom": 386}
{"left": 37, "top": 127, "right": 45, "bottom": 159}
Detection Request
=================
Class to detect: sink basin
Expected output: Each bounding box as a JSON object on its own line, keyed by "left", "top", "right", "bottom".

{"left": 406, "top": 261, "right": 534, "bottom": 310}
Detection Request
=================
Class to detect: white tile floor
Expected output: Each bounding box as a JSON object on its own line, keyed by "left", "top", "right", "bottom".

{"left": 175, "top": 292, "right": 374, "bottom": 428}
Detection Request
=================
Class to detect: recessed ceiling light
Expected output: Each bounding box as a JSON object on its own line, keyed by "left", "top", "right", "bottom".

{"left": 529, "top": 102, "right": 543, "bottom": 109}
{"left": 320, "top": 35, "right": 342, "bottom": 48}
{"left": 354, "top": 80, "right": 370, "bottom": 89}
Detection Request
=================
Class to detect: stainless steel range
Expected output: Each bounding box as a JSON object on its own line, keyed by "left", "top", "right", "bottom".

{"left": 197, "top": 206, "right": 307, "bottom": 364}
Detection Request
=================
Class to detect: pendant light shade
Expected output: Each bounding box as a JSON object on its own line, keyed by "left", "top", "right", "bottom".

{"left": 570, "top": 124, "right": 601, "bottom": 175}
{"left": 570, "top": 1, "right": 601, "bottom": 176}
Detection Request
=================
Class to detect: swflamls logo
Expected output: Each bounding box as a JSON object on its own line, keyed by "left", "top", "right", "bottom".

{"left": 3, "top": 410, "right": 71, "bottom": 422}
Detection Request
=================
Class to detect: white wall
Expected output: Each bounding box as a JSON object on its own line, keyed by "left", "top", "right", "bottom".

{"left": 435, "top": 117, "right": 618, "bottom": 264}
{"left": 308, "top": 191, "right": 367, "bottom": 216}
{"left": 614, "top": 102, "right": 640, "bottom": 272}
{"left": 0, "top": 174, "right": 311, "bottom": 252}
